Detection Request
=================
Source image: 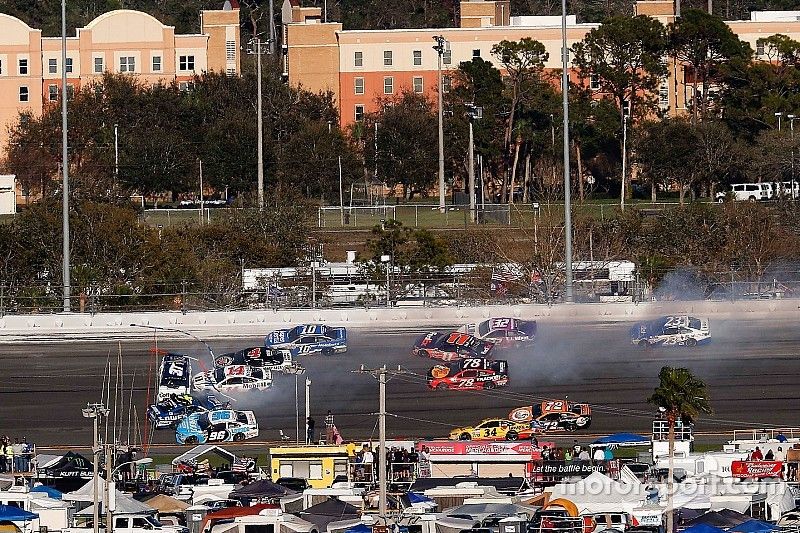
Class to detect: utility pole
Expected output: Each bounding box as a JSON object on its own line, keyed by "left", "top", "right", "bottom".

{"left": 82, "top": 404, "right": 109, "bottom": 533}
{"left": 268, "top": 1, "right": 276, "bottom": 54}
{"left": 61, "top": 0, "right": 71, "bottom": 312}
{"left": 338, "top": 156, "right": 344, "bottom": 226}
{"left": 114, "top": 124, "right": 119, "bottom": 191}
{"left": 352, "top": 366, "right": 391, "bottom": 518}
{"left": 305, "top": 378, "right": 311, "bottom": 442}
{"left": 466, "top": 105, "right": 482, "bottom": 223}
{"left": 621, "top": 114, "right": 628, "bottom": 212}
{"left": 561, "top": 0, "right": 574, "bottom": 303}
{"left": 199, "top": 159, "right": 204, "bottom": 224}
{"left": 248, "top": 38, "right": 267, "bottom": 208}
{"left": 433, "top": 35, "right": 448, "bottom": 213}
{"left": 106, "top": 445, "right": 114, "bottom": 533}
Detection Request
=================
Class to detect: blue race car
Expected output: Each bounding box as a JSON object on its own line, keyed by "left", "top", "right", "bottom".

{"left": 264, "top": 324, "right": 347, "bottom": 356}
{"left": 175, "top": 409, "right": 259, "bottom": 445}
{"left": 630, "top": 315, "right": 711, "bottom": 347}
{"left": 147, "top": 394, "right": 223, "bottom": 430}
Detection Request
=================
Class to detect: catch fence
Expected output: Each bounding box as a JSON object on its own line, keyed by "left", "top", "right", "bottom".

{"left": 3, "top": 267, "right": 800, "bottom": 315}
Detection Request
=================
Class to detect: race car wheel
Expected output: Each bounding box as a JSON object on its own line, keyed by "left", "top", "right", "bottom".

{"left": 185, "top": 436, "right": 198, "bottom": 445}
{"left": 686, "top": 338, "right": 698, "bottom": 347}
{"left": 638, "top": 340, "right": 650, "bottom": 349}
{"left": 233, "top": 433, "right": 245, "bottom": 442}
{"left": 322, "top": 348, "right": 333, "bottom": 356}
{"left": 458, "top": 432, "right": 472, "bottom": 441}
{"left": 436, "top": 383, "right": 448, "bottom": 390}
{"left": 506, "top": 431, "right": 519, "bottom": 441}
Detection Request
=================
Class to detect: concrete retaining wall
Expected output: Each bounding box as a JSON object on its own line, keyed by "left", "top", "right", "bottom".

{"left": 0, "top": 299, "right": 796, "bottom": 343}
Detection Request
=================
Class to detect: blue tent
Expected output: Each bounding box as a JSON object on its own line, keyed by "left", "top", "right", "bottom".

{"left": 31, "top": 486, "right": 63, "bottom": 500}
{"left": 592, "top": 433, "right": 650, "bottom": 446}
{"left": 681, "top": 523, "right": 726, "bottom": 533}
{"left": 345, "top": 524, "right": 372, "bottom": 533}
{"left": 729, "top": 520, "right": 778, "bottom": 533}
{"left": 406, "top": 492, "right": 433, "bottom": 504}
{"left": 0, "top": 504, "right": 39, "bottom": 521}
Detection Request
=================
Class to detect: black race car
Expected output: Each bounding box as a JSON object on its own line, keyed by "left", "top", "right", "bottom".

{"left": 214, "top": 346, "right": 301, "bottom": 374}
{"left": 413, "top": 331, "right": 495, "bottom": 362}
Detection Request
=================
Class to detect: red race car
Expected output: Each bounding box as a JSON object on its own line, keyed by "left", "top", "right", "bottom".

{"left": 413, "top": 331, "right": 494, "bottom": 361}
{"left": 427, "top": 359, "right": 509, "bottom": 390}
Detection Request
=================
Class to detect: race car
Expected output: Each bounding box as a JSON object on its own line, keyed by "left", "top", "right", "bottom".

{"left": 413, "top": 331, "right": 494, "bottom": 361}
{"left": 214, "top": 347, "right": 303, "bottom": 374}
{"left": 427, "top": 358, "right": 509, "bottom": 391}
{"left": 175, "top": 409, "right": 259, "bottom": 445}
{"left": 147, "top": 394, "right": 223, "bottom": 430}
{"left": 458, "top": 317, "right": 537, "bottom": 346}
{"left": 508, "top": 400, "right": 592, "bottom": 432}
{"left": 192, "top": 365, "right": 273, "bottom": 393}
{"left": 630, "top": 315, "right": 710, "bottom": 347}
{"left": 156, "top": 353, "right": 192, "bottom": 402}
{"left": 448, "top": 418, "right": 528, "bottom": 441}
{"left": 264, "top": 324, "right": 348, "bottom": 356}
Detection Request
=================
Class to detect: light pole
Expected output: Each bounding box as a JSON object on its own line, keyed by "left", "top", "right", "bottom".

{"left": 560, "top": 0, "right": 574, "bottom": 303}
{"left": 248, "top": 38, "right": 269, "bottom": 208}
{"left": 305, "top": 378, "right": 312, "bottom": 443}
{"left": 621, "top": 113, "right": 629, "bottom": 212}
{"left": 82, "top": 403, "right": 109, "bottom": 533}
{"left": 776, "top": 111, "right": 784, "bottom": 131}
{"left": 789, "top": 114, "right": 796, "bottom": 189}
{"left": 433, "top": 35, "right": 448, "bottom": 213}
{"left": 61, "top": 0, "right": 71, "bottom": 312}
{"left": 466, "top": 104, "right": 483, "bottom": 223}
{"left": 113, "top": 124, "right": 119, "bottom": 191}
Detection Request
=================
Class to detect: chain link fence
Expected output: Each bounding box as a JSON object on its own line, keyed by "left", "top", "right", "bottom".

{"left": 2, "top": 266, "right": 800, "bottom": 315}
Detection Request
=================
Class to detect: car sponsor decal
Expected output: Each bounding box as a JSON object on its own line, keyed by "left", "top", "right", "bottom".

{"left": 215, "top": 356, "right": 233, "bottom": 366}
{"left": 509, "top": 406, "right": 533, "bottom": 422}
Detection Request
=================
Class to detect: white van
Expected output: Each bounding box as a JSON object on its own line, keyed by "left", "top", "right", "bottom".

{"left": 716, "top": 183, "right": 772, "bottom": 202}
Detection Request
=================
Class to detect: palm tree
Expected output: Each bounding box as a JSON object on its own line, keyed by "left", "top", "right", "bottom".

{"left": 647, "top": 366, "right": 712, "bottom": 533}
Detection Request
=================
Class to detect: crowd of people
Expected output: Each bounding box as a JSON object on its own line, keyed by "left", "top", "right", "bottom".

{"left": 538, "top": 440, "right": 610, "bottom": 463}
{"left": 0, "top": 436, "right": 34, "bottom": 473}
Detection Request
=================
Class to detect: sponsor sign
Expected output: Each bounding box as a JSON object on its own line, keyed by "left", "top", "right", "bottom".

{"left": 731, "top": 461, "right": 782, "bottom": 478}
{"left": 528, "top": 460, "right": 607, "bottom": 477}
{"left": 417, "top": 440, "right": 554, "bottom": 458}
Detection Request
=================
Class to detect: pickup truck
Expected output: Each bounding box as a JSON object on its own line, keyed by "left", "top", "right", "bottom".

{"left": 64, "top": 515, "right": 188, "bottom": 533}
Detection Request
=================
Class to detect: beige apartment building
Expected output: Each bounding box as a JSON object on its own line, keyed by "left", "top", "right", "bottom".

{"left": 0, "top": 2, "right": 241, "bottom": 157}
{"left": 283, "top": 0, "right": 800, "bottom": 127}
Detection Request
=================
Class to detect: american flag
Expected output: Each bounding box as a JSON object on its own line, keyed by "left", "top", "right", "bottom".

{"left": 232, "top": 457, "right": 254, "bottom": 472}
{"left": 491, "top": 266, "right": 515, "bottom": 294}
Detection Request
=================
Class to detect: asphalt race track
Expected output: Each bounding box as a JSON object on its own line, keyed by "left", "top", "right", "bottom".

{"left": 0, "top": 315, "right": 798, "bottom": 448}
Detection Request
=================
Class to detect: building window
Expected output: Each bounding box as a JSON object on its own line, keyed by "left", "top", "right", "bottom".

{"left": 0, "top": 59, "right": 3, "bottom": 75}
{"left": 383, "top": 50, "right": 392, "bottom": 66}
{"left": 19, "top": 86, "right": 29, "bottom": 102}
{"left": 413, "top": 76, "right": 423, "bottom": 93}
{"left": 48, "top": 85, "right": 58, "bottom": 101}
{"left": 590, "top": 73, "right": 600, "bottom": 91}
{"left": 443, "top": 49, "right": 452, "bottom": 65}
{"left": 226, "top": 40, "right": 236, "bottom": 61}
{"left": 442, "top": 75, "right": 451, "bottom": 93}
{"left": 756, "top": 41, "right": 765, "bottom": 56}
{"left": 413, "top": 50, "right": 422, "bottom": 66}
{"left": 622, "top": 99, "right": 631, "bottom": 116}
{"left": 18, "top": 58, "right": 28, "bottom": 75}
{"left": 48, "top": 58, "right": 57, "bottom": 74}
{"left": 659, "top": 81, "right": 669, "bottom": 108}
{"left": 472, "top": 49, "right": 481, "bottom": 58}
{"left": 65, "top": 57, "right": 73, "bottom": 74}
{"left": 94, "top": 57, "right": 104, "bottom": 73}
{"left": 355, "top": 104, "right": 364, "bottom": 122}
{"left": 66, "top": 85, "right": 74, "bottom": 100}
{"left": 354, "top": 77, "right": 364, "bottom": 95}
{"left": 179, "top": 55, "right": 195, "bottom": 71}
{"left": 354, "top": 51, "right": 363, "bottom": 67}
{"left": 226, "top": 67, "right": 236, "bottom": 75}
{"left": 152, "top": 56, "right": 162, "bottom": 72}
{"left": 179, "top": 81, "right": 194, "bottom": 92}
{"left": 120, "top": 56, "right": 135, "bottom": 73}
{"left": 384, "top": 76, "right": 393, "bottom": 94}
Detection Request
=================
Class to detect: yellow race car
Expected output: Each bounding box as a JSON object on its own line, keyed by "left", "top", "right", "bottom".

{"left": 449, "top": 418, "right": 528, "bottom": 441}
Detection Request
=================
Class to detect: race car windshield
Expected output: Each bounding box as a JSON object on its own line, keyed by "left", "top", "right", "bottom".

{"left": 197, "top": 414, "right": 211, "bottom": 430}
{"left": 214, "top": 368, "right": 227, "bottom": 382}
{"left": 478, "top": 321, "right": 491, "bottom": 337}
{"left": 688, "top": 318, "right": 702, "bottom": 329}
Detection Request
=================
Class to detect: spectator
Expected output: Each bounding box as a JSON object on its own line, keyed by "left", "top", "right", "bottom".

{"left": 325, "top": 411, "right": 335, "bottom": 444}
{"left": 573, "top": 440, "right": 581, "bottom": 456}
{"left": 0, "top": 437, "right": 6, "bottom": 474}
{"left": 21, "top": 438, "right": 31, "bottom": 472}
{"left": 362, "top": 445, "right": 374, "bottom": 480}
{"left": 541, "top": 445, "right": 552, "bottom": 461}
{"left": 578, "top": 447, "right": 590, "bottom": 461}
{"left": 751, "top": 447, "right": 764, "bottom": 461}
{"left": 306, "top": 417, "right": 315, "bottom": 444}
{"left": 13, "top": 439, "right": 24, "bottom": 473}
{"left": 765, "top": 449, "right": 774, "bottom": 461}
{"left": 604, "top": 447, "right": 614, "bottom": 461}
{"left": 775, "top": 446, "right": 786, "bottom": 462}
{"left": 564, "top": 448, "right": 573, "bottom": 461}
{"left": 777, "top": 432, "right": 788, "bottom": 443}
{"left": 593, "top": 446, "right": 605, "bottom": 463}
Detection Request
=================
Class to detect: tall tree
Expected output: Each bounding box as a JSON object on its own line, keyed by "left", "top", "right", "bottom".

{"left": 648, "top": 366, "right": 712, "bottom": 533}
{"left": 669, "top": 9, "right": 751, "bottom": 121}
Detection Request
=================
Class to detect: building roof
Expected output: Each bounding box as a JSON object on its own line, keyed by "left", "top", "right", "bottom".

{"left": 171, "top": 444, "right": 237, "bottom": 466}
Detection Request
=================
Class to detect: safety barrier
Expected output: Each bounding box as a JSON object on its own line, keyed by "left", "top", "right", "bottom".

{"left": 0, "top": 298, "right": 796, "bottom": 343}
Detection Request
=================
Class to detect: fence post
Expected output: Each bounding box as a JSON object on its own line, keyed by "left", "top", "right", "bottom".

{"left": 0, "top": 282, "right": 4, "bottom": 318}
{"left": 181, "top": 279, "right": 188, "bottom": 315}
{"left": 168, "top": 210, "right": 172, "bottom": 226}
{"left": 415, "top": 206, "right": 418, "bottom": 227}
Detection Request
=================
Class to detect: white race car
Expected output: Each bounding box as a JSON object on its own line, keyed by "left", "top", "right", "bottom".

{"left": 459, "top": 317, "right": 537, "bottom": 346}
{"left": 193, "top": 365, "right": 273, "bottom": 392}
{"left": 630, "top": 315, "right": 710, "bottom": 347}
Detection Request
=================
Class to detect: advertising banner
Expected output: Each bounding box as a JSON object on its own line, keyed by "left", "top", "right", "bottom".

{"left": 730, "top": 461, "right": 782, "bottom": 478}
{"left": 418, "top": 440, "right": 555, "bottom": 459}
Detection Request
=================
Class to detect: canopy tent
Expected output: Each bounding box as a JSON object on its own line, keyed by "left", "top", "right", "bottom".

{"left": 344, "top": 525, "right": 372, "bottom": 533}
{"left": 139, "top": 494, "right": 190, "bottom": 515}
{"left": 229, "top": 480, "right": 297, "bottom": 502}
{"left": 680, "top": 524, "right": 727, "bottom": 533}
{"left": 547, "top": 471, "right": 645, "bottom": 514}
{"left": 591, "top": 433, "right": 650, "bottom": 448}
{"left": 75, "top": 493, "right": 155, "bottom": 516}
{"left": 682, "top": 510, "right": 749, "bottom": 529}
{"left": 299, "top": 498, "right": 361, "bottom": 529}
{"left": 63, "top": 475, "right": 106, "bottom": 503}
{"left": 406, "top": 492, "right": 433, "bottom": 504}
{"left": 409, "top": 477, "right": 528, "bottom": 494}
{"left": 171, "top": 445, "right": 236, "bottom": 467}
{"left": 200, "top": 503, "right": 278, "bottom": 532}
{"left": 445, "top": 502, "right": 538, "bottom": 520}
{"left": 41, "top": 452, "right": 93, "bottom": 478}
{"left": 729, "top": 520, "right": 778, "bottom": 533}
{"left": 0, "top": 506, "right": 38, "bottom": 522}
{"left": 30, "top": 486, "right": 63, "bottom": 500}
